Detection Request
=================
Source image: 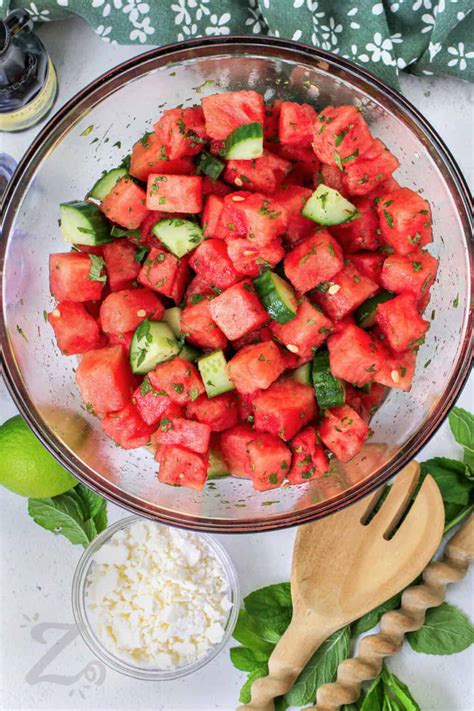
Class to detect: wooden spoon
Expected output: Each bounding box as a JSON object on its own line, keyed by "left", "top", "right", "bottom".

{"left": 237, "top": 461, "right": 444, "bottom": 711}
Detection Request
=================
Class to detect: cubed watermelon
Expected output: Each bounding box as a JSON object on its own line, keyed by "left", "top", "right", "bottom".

{"left": 374, "top": 347, "right": 416, "bottom": 392}
{"left": 238, "top": 390, "right": 261, "bottom": 422}
{"left": 136, "top": 210, "right": 167, "bottom": 248}
{"left": 226, "top": 237, "right": 285, "bottom": 278}
{"left": 328, "top": 322, "right": 386, "bottom": 386}
{"left": 311, "top": 264, "right": 378, "bottom": 321}
{"left": 284, "top": 230, "right": 344, "bottom": 293}
{"left": 185, "top": 276, "right": 215, "bottom": 303}
{"left": 189, "top": 239, "right": 240, "bottom": 290}
{"left": 201, "top": 177, "right": 233, "bottom": 198}
{"left": 133, "top": 376, "right": 172, "bottom": 425}
{"left": 277, "top": 142, "right": 320, "bottom": 185}
{"left": 381, "top": 249, "right": 438, "bottom": 305}
{"left": 202, "top": 194, "right": 224, "bottom": 238}
{"left": 220, "top": 424, "right": 255, "bottom": 478}
{"left": 247, "top": 433, "right": 292, "bottom": 491}
{"left": 48, "top": 301, "right": 102, "bottom": 356}
{"left": 108, "top": 330, "right": 134, "bottom": 355}
{"left": 272, "top": 185, "right": 314, "bottom": 246}
{"left": 263, "top": 100, "right": 281, "bottom": 146}
{"left": 129, "top": 132, "right": 194, "bottom": 182}
{"left": 147, "top": 174, "right": 203, "bottom": 213}
{"left": 375, "top": 292, "right": 429, "bottom": 352}
{"left": 101, "top": 177, "right": 148, "bottom": 229}
{"left": 148, "top": 357, "right": 205, "bottom": 404}
{"left": 224, "top": 151, "right": 291, "bottom": 194}
{"left": 330, "top": 197, "right": 381, "bottom": 253}
{"left": 279, "top": 102, "right": 317, "bottom": 146}
{"left": 102, "top": 240, "right": 141, "bottom": 292}
{"left": 181, "top": 298, "right": 228, "bottom": 350}
{"left": 342, "top": 139, "right": 400, "bottom": 197}
{"left": 154, "top": 106, "right": 207, "bottom": 160}
{"left": 76, "top": 345, "right": 135, "bottom": 413}
{"left": 208, "top": 280, "right": 269, "bottom": 340}
{"left": 49, "top": 253, "right": 105, "bottom": 302}
{"left": 319, "top": 163, "right": 347, "bottom": 195}
{"left": 318, "top": 405, "right": 369, "bottom": 462}
{"left": 271, "top": 300, "right": 333, "bottom": 361}
{"left": 312, "top": 105, "right": 374, "bottom": 167}
{"left": 220, "top": 192, "right": 288, "bottom": 246}
{"left": 253, "top": 380, "right": 317, "bottom": 441}
{"left": 202, "top": 90, "right": 264, "bottom": 140}
{"left": 376, "top": 188, "right": 433, "bottom": 255}
{"left": 231, "top": 326, "right": 274, "bottom": 350}
{"left": 289, "top": 427, "right": 329, "bottom": 484}
{"left": 157, "top": 445, "right": 208, "bottom": 490}
{"left": 138, "top": 247, "right": 190, "bottom": 302}
{"left": 185, "top": 391, "right": 239, "bottom": 432}
{"left": 228, "top": 341, "right": 286, "bottom": 394}
{"left": 99, "top": 288, "right": 164, "bottom": 335}
{"left": 154, "top": 416, "right": 211, "bottom": 454}
{"left": 348, "top": 252, "right": 385, "bottom": 285}
{"left": 101, "top": 402, "right": 154, "bottom": 449}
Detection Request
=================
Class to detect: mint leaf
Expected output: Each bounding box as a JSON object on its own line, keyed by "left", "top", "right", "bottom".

{"left": 73, "top": 483, "right": 107, "bottom": 520}
{"left": 93, "top": 505, "right": 108, "bottom": 534}
{"left": 407, "top": 603, "right": 474, "bottom": 655}
{"left": 88, "top": 254, "right": 107, "bottom": 282}
{"left": 283, "top": 626, "right": 350, "bottom": 707}
{"left": 244, "top": 583, "right": 292, "bottom": 635}
{"left": 232, "top": 610, "right": 275, "bottom": 654}
{"left": 230, "top": 646, "right": 268, "bottom": 672}
{"left": 382, "top": 667, "right": 420, "bottom": 710}
{"left": 28, "top": 496, "right": 91, "bottom": 547}
{"left": 239, "top": 667, "right": 267, "bottom": 704}
{"left": 443, "top": 503, "right": 473, "bottom": 534}
{"left": 420, "top": 458, "right": 472, "bottom": 506}
{"left": 351, "top": 592, "right": 401, "bottom": 636}
{"left": 359, "top": 675, "right": 385, "bottom": 711}
{"left": 449, "top": 407, "right": 474, "bottom": 454}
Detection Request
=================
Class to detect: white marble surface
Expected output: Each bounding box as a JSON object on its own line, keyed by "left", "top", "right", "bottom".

{"left": 0, "top": 17, "right": 473, "bottom": 711}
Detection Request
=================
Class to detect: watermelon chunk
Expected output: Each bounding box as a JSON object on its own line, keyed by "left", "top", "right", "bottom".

{"left": 129, "top": 132, "right": 194, "bottom": 182}
{"left": 374, "top": 348, "right": 416, "bottom": 392}
{"left": 181, "top": 298, "right": 228, "bottom": 350}
{"left": 231, "top": 326, "right": 274, "bottom": 350}
{"left": 263, "top": 100, "right": 281, "bottom": 146}
{"left": 312, "top": 105, "right": 374, "bottom": 167}
{"left": 311, "top": 264, "right": 378, "bottom": 321}
{"left": 247, "top": 433, "right": 292, "bottom": 491}
{"left": 154, "top": 416, "right": 211, "bottom": 454}
{"left": 381, "top": 249, "right": 438, "bottom": 305}
{"left": 284, "top": 230, "right": 344, "bottom": 293}
{"left": 135, "top": 210, "right": 167, "bottom": 248}
{"left": 202, "top": 90, "right": 264, "bottom": 140}
{"left": 157, "top": 445, "right": 208, "bottom": 490}
{"left": 219, "top": 191, "right": 288, "bottom": 246}
{"left": 272, "top": 185, "right": 314, "bottom": 246}
{"left": 224, "top": 151, "right": 291, "bottom": 194}
{"left": 271, "top": 300, "right": 333, "bottom": 361}
{"left": 133, "top": 376, "right": 172, "bottom": 426}
{"left": 154, "top": 106, "right": 207, "bottom": 160}
{"left": 226, "top": 237, "right": 285, "bottom": 278}
{"left": 100, "top": 177, "right": 148, "bottom": 229}
{"left": 208, "top": 280, "right": 269, "bottom": 340}
{"left": 342, "top": 139, "right": 400, "bottom": 197}
{"left": 348, "top": 252, "right": 385, "bottom": 285}
{"left": 49, "top": 252, "right": 105, "bottom": 303}
{"left": 220, "top": 424, "right": 255, "bottom": 478}
{"left": 289, "top": 427, "right": 329, "bottom": 484}
{"left": 102, "top": 240, "right": 141, "bottom": 292}
{"left": 318, "top": 405, "right": 369, "bottom": 462}
{"left": 48, "top": 301, "right": 102, "bottom": 356}
{"left": 185, "top": 392, "right": 239, "bottom": 432}
{"left": 99, "top": 288, "right": 164, "bottom": 335}
{"left": 189, "top": 239, "right": 240, "bottom": 291}
{"left": 319, "top": 163, "right": 347, "bottom": 195}
{"left": 376, "top": 188, "right": 433, "bottom": 255}
{"left": 253, "top": 380, "right": 317, "bottom": 441}
{"left": 330, "top": 196, "right": 381, "bottom": 253}
{"left": 108, "top": 330, "right": 134, "bottom": 355}
{"left": 138, "top": 247, "right": 190, "bottom": 302}
{"left": 228, "top": 341, "right": 286, "bottom": 394}
{"left": 328, "top": 322, "right": 386, "bottom": 386}
{"left": 76, "top": 345, "right": 135, "bottom": 414}
{"left": 147, "top": 174, "right": 203, "bottom": 213}
{"left": 279, "top": 102, "right": 317, "bottom": 146}
{"left": 148, "top": 357, "right": 205, "bottom": 405}
{"left": 202, "top": 194, "right": 224, "bottom": 238}
{"left": 375, "top": 292, "right": 429, "bottom": 352}
{"left": 201, "top": 177, "right": 233, "bottom": 198}
{"left": 101, "top": 402, "right": 154, "bottom": 449}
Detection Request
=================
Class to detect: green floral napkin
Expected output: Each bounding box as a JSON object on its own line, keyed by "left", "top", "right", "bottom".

{"left": 1, "top": 0, "right": 473, "bottom": 88}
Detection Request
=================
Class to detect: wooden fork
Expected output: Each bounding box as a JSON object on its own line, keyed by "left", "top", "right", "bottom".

{"left": 237, "top": 461, "right": 444, "bottom": 711}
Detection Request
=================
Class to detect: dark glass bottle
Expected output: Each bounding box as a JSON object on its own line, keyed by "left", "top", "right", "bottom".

{"left": 0, "top": 9, "right": 57, "bottom": 132}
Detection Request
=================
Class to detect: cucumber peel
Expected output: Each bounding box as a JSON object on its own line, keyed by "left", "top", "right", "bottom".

{"left": 302, "top": 184, "right": 359, "bottom": 226}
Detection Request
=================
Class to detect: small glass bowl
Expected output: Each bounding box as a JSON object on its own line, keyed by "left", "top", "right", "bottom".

{"left": 71, "top": 515, "right": 240, "bottom": 681}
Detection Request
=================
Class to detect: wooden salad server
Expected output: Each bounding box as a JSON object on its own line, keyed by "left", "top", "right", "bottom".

{"left": 237, "top": 461, "right": 444, "bottom": 711}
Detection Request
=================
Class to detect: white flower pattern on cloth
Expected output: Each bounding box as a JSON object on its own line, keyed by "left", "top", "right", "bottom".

{"left": 360, "top": 32, "right": 395, "bottom": 66}
{"left": 26, "top": 2, "right": 50, "bottom": 20}
{"left": 447, "top": 41, "right": 474, "bottom": 71}
{"left": 205, "top": 12, "right": 231, "bottom": 35}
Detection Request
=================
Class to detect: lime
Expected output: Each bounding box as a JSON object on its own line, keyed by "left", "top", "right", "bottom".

{"left": 0, "top": 415, "right": 77, "bottom": 498}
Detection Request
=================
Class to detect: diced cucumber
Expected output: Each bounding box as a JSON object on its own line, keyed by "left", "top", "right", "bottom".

{"left": 152, "top": 218, "right": 204, "bottom": 258}
{"left": 163, "top": 307, "right": 182, "bottom": 337}
{"left": 59, "top": 201, "right": 112, "bottom": 245}
{"left": 355, "top": 291, "right": 395, "bottom": 329}
{"left": 198, "top": 350, "right": 235, "bottom": 398}
{"left": 312, "top": 349, "right": 345, "bottom": 410}
{"left": 130, "top": 319, "right": 180, "bottom": 375}
{"left": 196, "top": 150, "right": 225, "bottom": 180}
{"left": 289, "top": 362, "right": 312, "bottom": 385}
{"left": 110, "top": 225, "right": 141, "bottom": 240}
{"left": 254, "top": 271, "right": 297, "bottom": 324}
{"left": 207, "top": 447, "right": 230, "bottom": 480}
{"left": 88, "top": 168, "right": 128, "bottom": 201}
{"left": 179, "top": 343, "right": 200, "bottom": 362}
{"left": 225, "top": 122, "right": 263, "bottom": 160}
{"left": 302, "top": 184, "right": 358, "bottom": 226}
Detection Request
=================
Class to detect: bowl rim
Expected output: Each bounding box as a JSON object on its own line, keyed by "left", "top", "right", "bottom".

{"left": 1, "top": 36, "right": 473, "bottom": 533}
{"left": 71, "top": 515, "right": 241, "bottom": 680}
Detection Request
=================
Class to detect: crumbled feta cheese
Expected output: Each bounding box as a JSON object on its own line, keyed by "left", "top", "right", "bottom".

{"left": 85, "top": 521, "right": 233, "bottom": 670}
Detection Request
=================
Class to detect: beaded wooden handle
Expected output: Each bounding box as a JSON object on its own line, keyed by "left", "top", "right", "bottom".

{"left": 310, "top": 515, "right": 474, "bottom": 711}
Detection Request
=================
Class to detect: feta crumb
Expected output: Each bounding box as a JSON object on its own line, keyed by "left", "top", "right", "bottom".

{"left": 85, "top": 522, "right": 233, "bottom": 670}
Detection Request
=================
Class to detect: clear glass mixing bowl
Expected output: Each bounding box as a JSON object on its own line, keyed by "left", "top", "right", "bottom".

{"left": 1, "top": 38, "right": 472, "bottom": 532}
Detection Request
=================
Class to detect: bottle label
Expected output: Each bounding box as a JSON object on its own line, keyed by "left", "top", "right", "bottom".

{"left": 0, "top": 59, "right": 58, "bottom": 132}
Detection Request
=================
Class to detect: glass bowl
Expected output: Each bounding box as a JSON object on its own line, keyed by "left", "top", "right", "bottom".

{"left": 0, "top": 37, "right": 472, "bottom": 532}
{"left": 71, "top": 516, "right": 240, "bottom": 680}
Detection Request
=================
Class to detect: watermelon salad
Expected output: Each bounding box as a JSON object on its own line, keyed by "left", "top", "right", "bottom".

{"left": 47, "top": 91, "right": 437, "bottom": 492}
